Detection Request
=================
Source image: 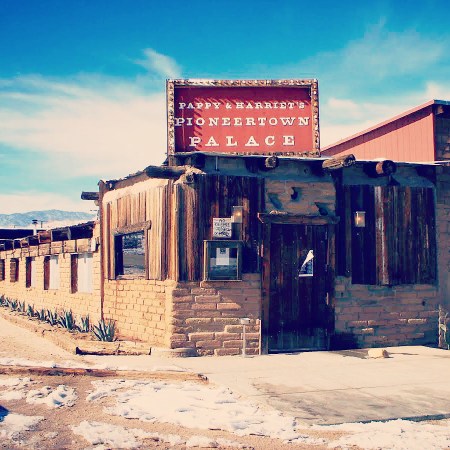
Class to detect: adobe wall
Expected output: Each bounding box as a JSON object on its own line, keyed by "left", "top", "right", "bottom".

{"left": 0, "top": 239, "right": 101, "bottom": 324}
{"left": 333, "top": 278, "right": 439, "bottom": 348}
{"left": 168, "top": 274, "right": 261, "bottom": 356}
{"left": 102, "top": 278, "right": 174, "bottom": 346}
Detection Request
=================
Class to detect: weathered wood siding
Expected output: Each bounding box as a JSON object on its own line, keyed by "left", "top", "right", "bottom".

{"left": 103, "top": 179, "right": 172, "bottom": 281}
{"left": 336, "top": 185, "right": 436, "bottom": 285}
{"left": 176, "top": 175, "right": 264, "bottom": 281}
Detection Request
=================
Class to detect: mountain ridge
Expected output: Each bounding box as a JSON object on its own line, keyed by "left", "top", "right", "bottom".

{"left": 0, "top": 210, "right": 97, "bottom": 228}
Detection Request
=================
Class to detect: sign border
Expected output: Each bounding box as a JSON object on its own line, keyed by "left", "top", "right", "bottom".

{"left": 166, "top": 79, "right": 320, "bottom": 157}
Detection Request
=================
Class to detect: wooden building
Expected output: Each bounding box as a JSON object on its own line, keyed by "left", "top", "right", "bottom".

{"left": 99, "top": 152, "right": 441, "bottom": 355}
{"left": 1, "top": 82, "right": 447, "bottom": 355}
{"left": 323, "top": 99, "right": 450, "bottom": 349}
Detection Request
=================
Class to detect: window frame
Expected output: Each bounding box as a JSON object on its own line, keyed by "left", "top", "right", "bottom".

{"left": 112, "top": 222, "right": 151, "bottom": 280}
{"left": 10, "top": 258, "right": 19, "bottom": 283}
{"left": 0, "top": 259, "right": 5, "bottom": 281}
{"left": 44, "top": 255, "right": 60, "bottom": 290}
{"left": 203, "top": 240, "right": 243, "bottom": 281}
{"left": 72, "top": 252, "right": 93, "bottom": 293}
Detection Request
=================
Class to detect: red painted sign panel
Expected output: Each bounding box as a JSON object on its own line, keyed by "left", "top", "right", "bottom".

{"left": 167, "top": 80, "right": 319, "bottom": 155}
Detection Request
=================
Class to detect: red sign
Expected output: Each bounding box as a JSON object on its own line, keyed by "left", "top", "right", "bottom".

{"left": 167, "top": 80, "right": 319, "bottom": 155}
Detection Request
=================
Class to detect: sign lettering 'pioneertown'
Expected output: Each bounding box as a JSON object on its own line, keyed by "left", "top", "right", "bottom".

{"left": 167, "top": 80, "right": 320, "bottom": 155}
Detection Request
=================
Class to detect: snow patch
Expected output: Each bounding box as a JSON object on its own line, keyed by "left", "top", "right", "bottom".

{"left": 322, "top": 418, "right": 450, "bottom": 450}
{"left": 0, "top": 413, "right": 44, "bottom": 439}
{"left": 87, "top": 379, "right": 323, "bottom": 444}
{"left": 26, "top": 384, "right": 77, "bottom": 408}
{"left": 0, "top": 376, "right": 34, "bottom": 401}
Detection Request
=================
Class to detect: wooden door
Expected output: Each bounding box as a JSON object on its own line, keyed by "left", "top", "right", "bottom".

{"left": 264, "top": 223, "right": 331, "bottom": 352}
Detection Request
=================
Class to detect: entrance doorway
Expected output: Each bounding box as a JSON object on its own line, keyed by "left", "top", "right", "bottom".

{"left": 261, "top": 222, "right": 334, "bottom": 353}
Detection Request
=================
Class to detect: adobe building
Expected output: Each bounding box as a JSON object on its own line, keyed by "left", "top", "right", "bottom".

{"left": 0, "top": 222, "right": 101, "bottom": 323}
{"left": 0, "top": 82, "right": 447, "bottom": 355}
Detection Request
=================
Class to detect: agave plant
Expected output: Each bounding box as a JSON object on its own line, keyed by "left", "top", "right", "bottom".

{"left": 59, "top": 310, "right": 76, "bottom": 331}
{"left": 46, "top": 309, "right": 59, "bottom": 326}
{"left": 26, "top": 304, "right": 35, "bottom": 318}
{"left": 93, "top": 319, "right": 116, "bottom": 342}
{"left": 17, "top": 301, "right": 26, "bottom": 313}
{"left": 79, "top": 315, "right": 90, "bottom": 333}
{"left": 0, "top": 295, "right": 6, "bottom": 306}
{"left": 35, "top": 308, "right": 47, "bottom": 321}
{"left": 9, "top": 300, "right": 18, "bottom": 311}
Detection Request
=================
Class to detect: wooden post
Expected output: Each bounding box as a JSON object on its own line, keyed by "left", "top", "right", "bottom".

{"left": 322, "top": 154, "right": 356, "bottom": 171}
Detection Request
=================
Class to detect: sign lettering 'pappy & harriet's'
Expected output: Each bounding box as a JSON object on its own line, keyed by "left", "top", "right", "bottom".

{"left": 167, "top": 80, "right": 319, "bottom": 155}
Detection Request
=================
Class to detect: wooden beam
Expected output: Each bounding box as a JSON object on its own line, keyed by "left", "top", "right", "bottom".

{"left": 322, "top": 154, "right": 356, "bottom": 171}
{"left": 69, "top": 222, "right": 95, "bottom": 240}
{"left": 38, "top": 231, "right": 51, "bottom": 244}
{"left": 51, "top": 227, "right": 71, "bottom": 241}
{"left": 258, "top": 213, "right": 339, "bottom": 225}
{"left": 27, "top": 235, "right": 40, "bottom": 246}
{"left": 145, "top": 165, "right": 186, "bottom": 179}
{"left": 363, "top": 160, "right": 397, "bottom": 177}
{"left": 81, "top": 191, "right": 99, "bottom": 201}
{"left": 0, "top": 365, "right": 208, "bottom": 383}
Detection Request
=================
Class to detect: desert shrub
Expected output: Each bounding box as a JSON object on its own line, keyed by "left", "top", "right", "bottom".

{"left": 93, "top": 319, "right": 116, "bottom": 342}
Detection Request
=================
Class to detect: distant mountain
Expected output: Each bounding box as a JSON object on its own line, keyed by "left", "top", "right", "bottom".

{"left": 0, "top": 209, "right": 98, "bottom": 228}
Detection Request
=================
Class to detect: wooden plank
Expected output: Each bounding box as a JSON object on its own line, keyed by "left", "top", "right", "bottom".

{"left": 261, "top": 223, "right": 271, "bottom": 354}
{"left": 0, "top": 365, "right": 207, "bottom": 383}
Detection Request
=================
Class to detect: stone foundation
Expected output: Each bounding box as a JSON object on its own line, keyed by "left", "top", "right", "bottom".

{"left": 168, "top": 274, "right": 262, "bottom": 356}
{"left": 333, "top": 277, "right": 439, "bottom": 348}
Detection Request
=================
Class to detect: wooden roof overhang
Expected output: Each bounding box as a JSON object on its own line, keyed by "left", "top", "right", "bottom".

{"left": 0, "top": 240, "right": 14, "bottom": 251}
{"left": 50, "top": 221, "right": 95, "bottom": 242}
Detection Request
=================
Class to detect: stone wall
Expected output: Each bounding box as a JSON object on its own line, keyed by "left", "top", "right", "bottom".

{"left": 333, "top": 278, "right": 439, "bottom": 348}
{"left": 0, "top": 240, "right": 101, "bottom": 324}
{"left": 168, "top": 274, "right": 261, "bottom": 356}
{"left": 436, "top": 166, "right": 450, "bottom": 347}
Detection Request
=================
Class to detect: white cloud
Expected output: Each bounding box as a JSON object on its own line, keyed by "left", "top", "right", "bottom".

{"left": 0, "top": 74, "right": 169, "bottom": 180}
{"left": 135, "top": 48, "right": 182, "bottom": 79}
{"left": 320, "top": 81, "right": 450, "bottom": 147}
{"left": 0, "top": 192, "right": 95, "bottom": 214}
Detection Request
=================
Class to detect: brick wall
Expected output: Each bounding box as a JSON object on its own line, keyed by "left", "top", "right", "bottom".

{"left": 167, "top": 274, "right": 261, "bottom": 356}
{"left": 0, "top": 239, "right": 101, "bottom": 324}
{"left": 102, "top": 279, "right": 174, "bottom": 346}
{"left": 333, "top": 278, "right": 439, "bottom": 348}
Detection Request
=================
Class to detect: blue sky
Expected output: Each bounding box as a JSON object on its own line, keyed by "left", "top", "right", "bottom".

{"left": 1, "top": 0, "right": 449, "bottom": 214}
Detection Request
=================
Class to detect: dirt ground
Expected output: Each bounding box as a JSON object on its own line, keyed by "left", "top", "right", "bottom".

{"left": 0, "top": 317, "right": 346, "bottom": 450}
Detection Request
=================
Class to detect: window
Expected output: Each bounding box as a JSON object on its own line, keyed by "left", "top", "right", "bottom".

{"left": 10, "top": 258, "right": 19, "bottom": 283}
{"left": 114, "top": 231, "right": 146, "bottom": 278}
{"left": 44, "top": 255, "right": 60, "bottom": 290}
{"left": 71, "top": 253, "right": 93, "bottom": 293}
{"left": 204, "top": 240, "right": 243, "bottom": 281}
{"left": 337, "top": 185, "right": 436, "bottom": 285}
{"left": 26, "top": 257, "right": 37, "bottom": 288}
{"left": 0, "top": 259, "right": 5, "bottom": 281}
